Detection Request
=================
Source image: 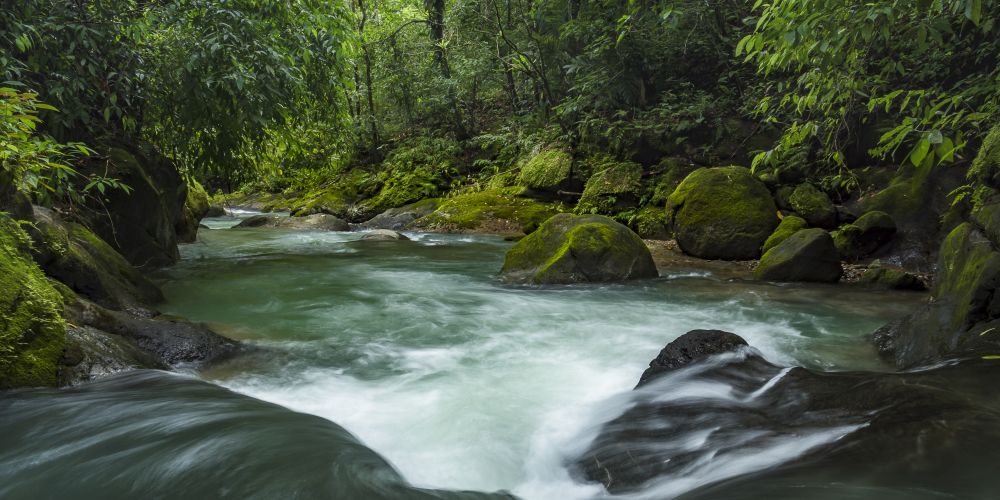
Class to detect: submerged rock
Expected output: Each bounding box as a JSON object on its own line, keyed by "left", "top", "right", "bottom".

{"left": 667, "top": 166, "right": 778, "bottom": 260}
{"left": 577, "top": 331, "right": 1000, "bottom": 497}
{"left": 754, "top": 228, "right": 842, "bottom": 283}
{"left": 0, "top": 216, "right": 66, "bottom": 389}
{"left": 499, "top": 213, "right": 657, "bottom": 284}
{"left": 360, "top": 229, "right": 410, "bottom": 241}
{"left": 637, "top": 330, "right": 748, "bottom": 387}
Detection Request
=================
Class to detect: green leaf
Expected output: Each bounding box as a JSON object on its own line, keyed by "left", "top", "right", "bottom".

{"left": 910, "top": 139, "right": 930, "bottom": 167}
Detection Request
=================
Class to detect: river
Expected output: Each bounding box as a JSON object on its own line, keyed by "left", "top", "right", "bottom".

{"left": 0, "top": 213, "right": 930, "bottom": 499}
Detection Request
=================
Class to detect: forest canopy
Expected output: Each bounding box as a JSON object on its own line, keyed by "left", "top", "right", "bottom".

{"left": 2, "top": 0, "right": 998, "bottom": 197}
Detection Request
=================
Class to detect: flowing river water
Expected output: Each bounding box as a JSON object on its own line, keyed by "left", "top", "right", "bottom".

{"left": 1, "top": 212, "right": 937, "bottom": 499}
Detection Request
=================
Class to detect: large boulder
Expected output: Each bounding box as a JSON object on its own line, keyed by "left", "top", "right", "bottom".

{"left": 27, "top": 206, "right": 163, "bottom": 311}
{"left": 58, "top": 326, "right": 167, "bottom": 386}
{"left": 176, "top": 179, "right": 211, "bottom": 243}
{"left": 762, "top": 215, "right": 808, "bottom": 254}
{"left": 0, "top": 216, "right": 66, "bottom": 389}
{"left": 577, "top": 332, "right": 1000, "bottom": 497}
{"left": 789, "top": 183, "right": 837, "bottom": 228}
{"left": 80, "top": 147, "right": 187, "bottom": 269}
{"left": 754, "top": 228, "right": 842, "bottom": 283}
{"left": 499, "top": 214, "right": 658, "bottom": 284}
{"left": 667, "top": 166, "right": 779, "bottom": 260}
{"left": 832, "top": 210, "right": 897, "bottom": 261}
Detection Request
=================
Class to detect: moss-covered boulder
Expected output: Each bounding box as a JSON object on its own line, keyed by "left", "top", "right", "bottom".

{"left": 499, "top": 214, "right": 657, "bottom": 284}
{"left": 516, "top": 147, "right": 577, "bottom": 195}
{"left": 0, "top": 216, "right": 66, "bottom": 389}
{"left": 667, "top": 166, "right": 779, "bottom": 260}
{"left": 754, "top": 228, "right": 842, "bottom": 283}
{"left": 577, "top": 159, "right": 643, "bottom": 214}
{"left": 859, "top": 264, "right": 926, "bottom": 291}
{"left": 411, "top": 188, "right": 566, "bottom": 234}
{"left": 832, "top": 210, "right": 897, "bottom": 261}
{"left": 762, "top": 215, "right": 808, "bottom": 254}
{"left": 28, "top": 207, "right": 164, "bottom": 311}
{"left": 360, "top": 199, "right": 440, "bottom": 230}
{"left": 969, "top": 124, "right": 1000, "bottom": 189}
{"left": 789, "top": 183, "right": 837, "bottom": 228}
{"left": 80, "top": 147, "right": 186, "bottom": 269}
{"left": 360, "top": 169, "right": 443, "bottom": 218}
{"left": 629, "top": 206, "right": 671, "bottom": 240}
{"left": 176, "top": 178, "right": 211, "bottom": 243}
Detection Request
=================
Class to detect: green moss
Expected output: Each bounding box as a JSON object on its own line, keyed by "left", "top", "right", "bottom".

{"left": 667, "top": 166, "right": 779, "bottom": 260}
{"left": 363, "top": 169, "right": 442, "bottom": 215}
{"left": 859, "top": 265, "right": 926, "bottom": 291}
{"left": 969, "top": 124, "right": 1000, "bottom": 188}
{"left": 517, "top": 147, "right": 573, "bottom": 190}
{"left": 186, "top": 179, "right": 210, "bottom": 217}
{"left": 500, "top": 213, "right": 657, "bottom": 283}
{"left": 788, "top": 183, "right": 836, "bottom": 227}
{"left": 832, "top": 224, "right": 863, "bottom": 260}
{"left": 648, "top": 158, "right": 697, "bottom": 207}
{"left": 576, "top": 158, "right": 643, "bottom": 215}
{"left": 763, "top": 215, "right": 808, "bottom": 253}
{"left": 934, "top": 223, "right": 1000, "bottom": 331}
{"left": 754, "top": 228, "right": 842, "bottom": 283}
{"left": 413, "top": 188, "right": 566, "bottom": 233}
{"left": 629, "top": 206, "right": 670, "bottom": 240}
{"left": 0, "top": 216, "right": 66, "bottom": 389}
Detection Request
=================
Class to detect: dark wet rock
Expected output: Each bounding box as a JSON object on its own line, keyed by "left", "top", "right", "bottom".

{"left": 873, "top": 222, "right": 1000, "bottom": 367}
{"left": 577, "top": 334, "right": 1000, "bottom": 497}
{"left": 58, "top": 326, "right": 167, "bottom": 386}
{"left": 205, "top": 205, "right": 227, "bottom": 217}
{"left": 789, "top": 183, "right": 837, "bottom": 228}
{"left": 667, "top": 166, "right": 778, "bottom": 260}
{"left": 360, "top": 229, "right": 411, "bottom": 241}
{"left": 499, "top": 213, "right": 657, "bottom": 284}
{"left": 27, "top": 206, "right": 163, "bottom": 311}
{"left": 235, "top": 214, "right": 279, "bottom": 228}
{"left": 637, "top": 330, "right": 749, "bottom": 387}
{"left": 833, "top": 210, "right": 897, "bottom": 262}
{"left": 754, "top": 228, "right": 842, "bottom": 283}
{"left": 79, "top": 147, "right": 186, "bottom": 269}
{"left": 360, "top": 200, "right": 439, "bottom": 230}
{"left": 66, "top": 297, "right": 238, "bottom": 366}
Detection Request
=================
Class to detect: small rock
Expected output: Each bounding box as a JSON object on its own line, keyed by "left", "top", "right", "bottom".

{"left": 637, "top": 330, "right": 749, "bottom": 387}
{"left": 361, "top": 229, "right": 411, "bottom": 241}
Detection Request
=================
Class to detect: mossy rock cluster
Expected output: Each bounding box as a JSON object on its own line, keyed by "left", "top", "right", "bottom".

{"left": 629, "top": 206, "right": 671, "bottom": 240}
{"left": 576, "top": 158, "right": 643, "bottom": 215}
{"left": 788, "top": 183, "right": 837, "bottom": 228}
{"left": 28, "top": 207, "right": 164, "bottom": 311}
{"left": 500, "top": 213, "right": 658, "bottom": 284}
{"left": 667, "top": 166, "right": 779, "bottom": 260}
{"left": 0, "top": 216, "right": 66, "bottom": 389}
{"left": 517, "top": 147, "right": 576, "bottom": 193}
{"left": 360, "top": 168, "right": 445, "bottom": 218}
{"left": 859, "top": 264, "right": 926, "bottom": 291}
{"left": 754, "top": 228, "right": 842, "bottom": 283}
{"left": 412, "top": 188, "right": 565, "bottom": 234}
{"left": 763, "top": 215, "right": 808, "bottom": 254}
{"left": 832, "top": 210, "right": 897, "bottom": 262}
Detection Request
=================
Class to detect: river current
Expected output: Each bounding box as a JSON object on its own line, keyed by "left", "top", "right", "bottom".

{"left": 0, "top": 213, "right": 929, "bottom": 499}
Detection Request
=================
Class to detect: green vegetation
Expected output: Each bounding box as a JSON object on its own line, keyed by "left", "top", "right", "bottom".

{"left": 763, "top": 216, "right": 808, "bottom": 254}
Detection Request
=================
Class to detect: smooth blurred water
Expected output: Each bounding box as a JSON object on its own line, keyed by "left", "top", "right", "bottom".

{"left": 138, "top": 215, "right": 924, "bottom": 498}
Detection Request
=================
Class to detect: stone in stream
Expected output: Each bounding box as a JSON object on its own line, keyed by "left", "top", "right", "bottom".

{"left": 235, "top": 213, "right": 350, "bottom": 231}
{"left": 205, "top": 205, "right": 227, "bottom": 217}
{"left": 754, "top": 228, "right": 842, "bottom": 283}
{"left": 176, "top": 178, "right": 211, "bottom": 243}
{"left": 576, "top": 330, "right": 1000, "bottom": 497}
{"left": 358, "top": 200, "right": 439, "bottom": 230}
{"left": 667, "top": 166, "right": 779, "bottom": 260}
{"left": 499, "top": 213, "right": 657, "bottom": 284}
{"left": 360, "top": 229, "right": 411, "bottom": 241}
